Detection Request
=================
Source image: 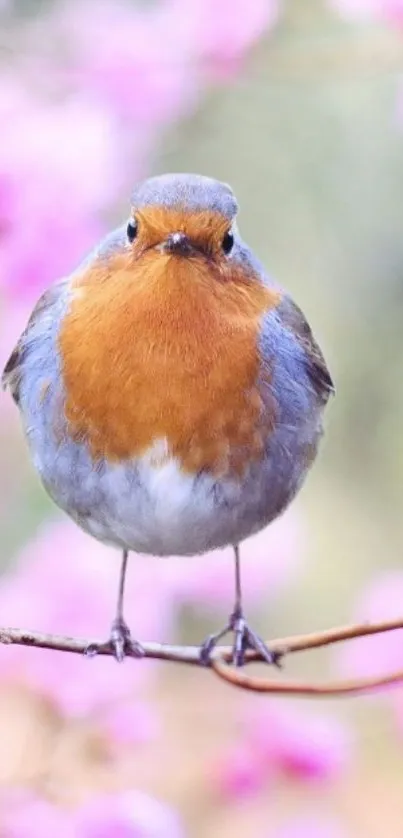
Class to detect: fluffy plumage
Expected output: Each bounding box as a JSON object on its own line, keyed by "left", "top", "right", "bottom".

{"left": 2, "top": 173, "right": 334, "bottom": 557}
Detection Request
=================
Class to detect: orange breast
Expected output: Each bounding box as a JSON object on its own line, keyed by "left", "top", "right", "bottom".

{"left": 59, "top": 248, "right": 280, "bottom": 477}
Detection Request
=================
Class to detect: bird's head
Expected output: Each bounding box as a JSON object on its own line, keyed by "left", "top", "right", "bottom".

{"left": 74, "top": 173, "right": 271, "bottom": 302}
{"left": 127, "top": 172, "right": 237, "bottom": 260}
{"left": 121, "top": 173, "right": 244, "bottom": 286}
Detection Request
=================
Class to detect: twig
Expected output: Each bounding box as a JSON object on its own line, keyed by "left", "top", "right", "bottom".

{"left": 0, "top": 619, "right": 402, "bottom": 697}
{"left": 212, "top": 659, "right": 403, "bottom": 696}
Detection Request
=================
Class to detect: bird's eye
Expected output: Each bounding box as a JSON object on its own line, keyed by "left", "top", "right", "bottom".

{"left": 222, "top": 230, "right": 234, "bottom": 255}
{"left": 127, "top": 218, "right": 138, "bottom": 243}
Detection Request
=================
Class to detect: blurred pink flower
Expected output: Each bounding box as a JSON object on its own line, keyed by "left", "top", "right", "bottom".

{"left": 276, "top": 816, "right": 347, "bottom": 838}
{"left": 101, "top": 700, "right": 160, "bottom": 750}
{"left": 0, "top": 790, "right": 184, "bottom": 838}
{"left": 336, "top": 572, "right": 403, "bottom": 737}
{"left": 0, "top": 0, "right": 277, "bottom": 306}
{"left": 210, "top": 742, "right": 270, "bottom": 800}
{"left": 211, "top": 702, "right": 351, "bottom": 800}
{"left": 74, "top": 791, "right": 184, "bottom": 838}
{"left": 0, "top": 81, "right": 120, "bottom": 302}
{"left": 54, "top": 0, "right": 277, "bottom": 123}
{"left": 170, "top": 0, "right": 279, "bottom": 80}
{"left": 0, "top": 521, "right": 177, "bottom": 716}
{"left": 330, "top": 0, "right": 403, "bottom": 23}
{"left": 267, "top": 708, "right": 351, "bottom": 781}
{"left": 248, "top": 702, "right": 352, "bottom": 783}
{"left": 0, "top": 793, "right": 75, "bottom": 838}
{"left": 54, "top": 0, "right": 199, "bottom": 128}
{"left": 172, "top": 511, "right": 303, "bottom": 614}
{"left": 336, "top": 571, "right": 403, "bottom": 680}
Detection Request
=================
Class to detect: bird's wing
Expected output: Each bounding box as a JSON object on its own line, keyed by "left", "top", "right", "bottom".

{"left": 277, "top": 295, "right": 335, "bottom": 402}
{"left": 1, "top": 279, "right": 68, "bottom": 405}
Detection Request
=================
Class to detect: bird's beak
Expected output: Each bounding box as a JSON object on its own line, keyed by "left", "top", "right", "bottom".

{"left": 159, "top": 232, "right": 194, "bottom": 256}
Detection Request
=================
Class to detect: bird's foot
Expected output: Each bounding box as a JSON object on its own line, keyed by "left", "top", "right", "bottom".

{"left": 200, "top": 609, "right": 282, "bottom": 668}
{"left": 85, "top": 616, "right": 144, "bottom": 663}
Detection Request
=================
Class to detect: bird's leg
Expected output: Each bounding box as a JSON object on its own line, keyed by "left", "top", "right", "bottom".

{"left": 85, "top": 549, "right": 144, "bottom": 662}
{"left": 109, "top": 549, "right": 144, "bottom": 662}
{"left": 200, "top": 545, "right": 282, "bottom": 668}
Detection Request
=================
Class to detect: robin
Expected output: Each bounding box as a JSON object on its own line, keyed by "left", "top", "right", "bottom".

{"left": 2, "top": 173, "right": 334, "bottom": 666}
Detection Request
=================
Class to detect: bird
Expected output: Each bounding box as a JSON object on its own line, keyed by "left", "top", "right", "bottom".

{"left": 2, "top": 173, "right": 334, "bottom": 667}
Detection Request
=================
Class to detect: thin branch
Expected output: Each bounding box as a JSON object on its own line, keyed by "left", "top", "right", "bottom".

{"left": 0, "top": 619, "right": 402, "bottom": 697}
{"left": 212, "top": 660, "right": 403, "bottom": 697}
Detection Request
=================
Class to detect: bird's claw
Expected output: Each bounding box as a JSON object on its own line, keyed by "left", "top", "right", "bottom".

{"left": 200, "top": 610, "right": 282, "bottom": 668}
{"left": 85, "top": 617, "right": 144, "bottom": 662}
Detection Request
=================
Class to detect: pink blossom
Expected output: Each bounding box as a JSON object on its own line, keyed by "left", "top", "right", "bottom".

{"left": 271, "top": 714, "right": 350, "bottom": 782}
{"left": 210, "top": 742, "right": 269, "bottom": 800}
{"left": 247, "top": 702, "right": 351, "bottom": 782}
{"left": 101, "top": 700, "right": 160, "bottom": 749}
{"left": 330, "top": 0, "right": 403, "bottom": 23}
{"left": 168, "top": 0, "right": 279, "bottom": 80}
{"left": 0, "top": 793, "right": 76, "bottom": 838}
{"left": 0, "top": 81, "right": 120, "bottom": 302}
{"left": 276, "top": 816, "right": 347, "bottom": 838}
{"left": 171, "top": 511, "right": 303, "bottom": 614}
{"left": 211, "top": 703, "right": 351, "bottom": 800}
{"left": 0, "top": 521, "right": 177, "bottom": 715}
{"left": 0, "top": 0, "right": 277, "bottom": 305}
{"left": 74, "top": 791, "right": 184, "bottom": 838}
{"left": 53, "top": 0, "right": 199, "bottom": 128}
{"left": 336, "top": 571, "right": 403, "bottom": 680}
{"left": 336, "top": 572, "right": 403, "bottom": 736}
{"left": 53, "top": 0, "right": 277, "bottom": 125}
{"left": 0, "top": 790, "right": 184, "bottom": 838}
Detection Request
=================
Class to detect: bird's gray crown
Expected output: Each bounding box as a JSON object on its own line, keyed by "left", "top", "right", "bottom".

{"left": 131, "top": 173, "right": 238, "bottom": 221}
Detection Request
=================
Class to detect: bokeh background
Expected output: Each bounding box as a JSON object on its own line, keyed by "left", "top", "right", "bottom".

{"left": 0, "top": 0, "right": 403, "bottom": 835}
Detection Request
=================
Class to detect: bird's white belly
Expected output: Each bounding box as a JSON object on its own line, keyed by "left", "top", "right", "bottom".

{"left": 37, "top": 432, "right": 281, "bottom": 557}
{"left": 71, "top": 449, "right": 263, "bottom": 556}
